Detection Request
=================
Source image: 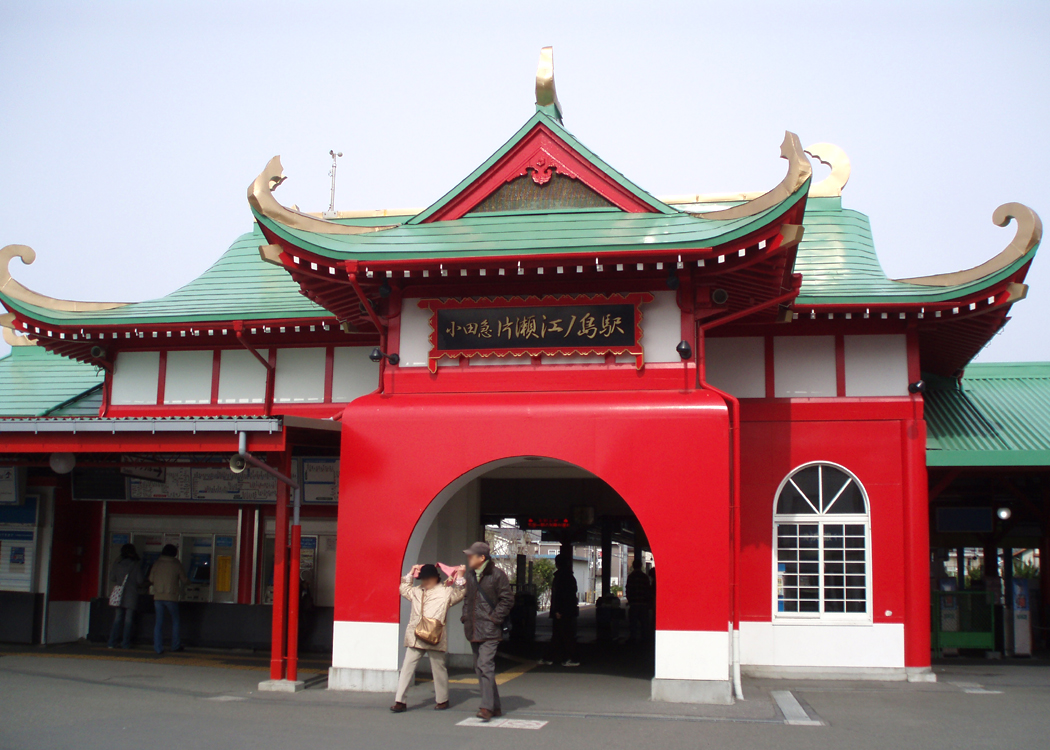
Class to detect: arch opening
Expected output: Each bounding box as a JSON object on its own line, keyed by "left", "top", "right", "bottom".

{"left": 400, "top": 456, "right": 658, "bottom": 683}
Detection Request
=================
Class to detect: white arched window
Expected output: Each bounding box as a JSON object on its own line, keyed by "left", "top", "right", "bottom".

{"left": 773, "top": 462, "right": 871, "bottom": 620}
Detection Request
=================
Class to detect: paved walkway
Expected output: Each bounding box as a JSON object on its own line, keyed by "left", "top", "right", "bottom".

{"left": 2, "top": 643, "right": 1050, "bottom": 749}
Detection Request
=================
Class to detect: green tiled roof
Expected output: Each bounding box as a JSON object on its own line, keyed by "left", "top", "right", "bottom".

{"left": 1, "top": 228, "right": 331, "bottom": 327}
{"left": 256, "top": 191, "right": 804, "bottom": 263}
{"left": 0, "top": 346, "right": 103, "bottom": 417}
{"left": 925, "top": 362, "right": 1050, "bottom": 467}
{"left": 794, "top": 198, "right": 1036, "bottom": 306}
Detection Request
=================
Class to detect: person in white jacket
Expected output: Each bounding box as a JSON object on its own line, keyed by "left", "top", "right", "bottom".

{"left": 391, "top": 563, "right": 466, "bottom": 713}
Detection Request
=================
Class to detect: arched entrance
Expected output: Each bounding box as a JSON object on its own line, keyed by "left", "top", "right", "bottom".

{"left": 399, "top": 457, "right": 658, "bottom": 683}
{"left": 328, "top": 388, "right": 734, "bottom": 703}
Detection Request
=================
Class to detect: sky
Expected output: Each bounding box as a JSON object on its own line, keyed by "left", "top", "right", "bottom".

{"left": 1, "top": 0, "right": 1048, "bottom": 361}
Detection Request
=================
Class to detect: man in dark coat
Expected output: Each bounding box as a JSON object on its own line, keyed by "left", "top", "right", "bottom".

{"left": 539, "top": 552, "right": 580, "bottom": 667}
{"left": 460, "top": 541, "right": 514, "bottom": 722}
{"left": 626, "top": 556, "right": 653, "bottom": 643}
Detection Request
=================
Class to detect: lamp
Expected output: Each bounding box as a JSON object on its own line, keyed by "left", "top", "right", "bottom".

{"left": 49, "top": 452, "right": 76, "bottom": 475}
{"left": 997, "top": 507, "right": 1012, "bottom": 521}
{"left": 369, "top": 347, "right": 400, "bottom": 365}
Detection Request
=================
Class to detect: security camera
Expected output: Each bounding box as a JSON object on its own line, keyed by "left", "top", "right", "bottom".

{"left": 908, "top": 380, "right": 926, "bottom": 394}
{"left": 90, "top": 345, "right": 107, "bottom": 359}
{"left": 370, "top": 347, "right": 400, "bottom": 365}
{"left": 229, "top": 454, "right": 247, "bottom": 474}
{"left": 676, "top": 340, "right": 693, "bottom": 360}
{"left": 711, "top": 288, "right": 729, "bottom": 306}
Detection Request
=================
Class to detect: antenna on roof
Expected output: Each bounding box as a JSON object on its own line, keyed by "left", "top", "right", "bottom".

{"left": 324, "top": 150, "right": 343, "bottom": 219}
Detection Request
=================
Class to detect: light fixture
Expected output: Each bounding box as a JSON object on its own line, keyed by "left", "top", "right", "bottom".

{"left": 369, "top": 347, "right": 400, "bottom": 365}
{"left": 908, "top": 380, "right": 926, "bottom": 394}
{"left": 665, "top": 268, "right": 680, "bottom": 290}
{"left": 996, "top": 507, "right": 1012, "bottom": 521}
{"left": 379, "top": 280, "right": 392, "bottom": 298}
{"left": 49, "top": 452, "right": 76, "bottom": 475}
{"left": 711, "top": 288, "right": 729, "bottom": 305}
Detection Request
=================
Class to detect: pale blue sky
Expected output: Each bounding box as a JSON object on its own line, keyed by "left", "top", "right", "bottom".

{"left": 1, "top": 1, "right": 1048, "bottom": 361}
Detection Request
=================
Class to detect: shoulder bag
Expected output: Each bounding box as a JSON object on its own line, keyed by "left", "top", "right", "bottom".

{"left": 109, "top": 573, "right": 130, "bottom": 607}
{"left": 413, "top": 589, "right": 444, "bottom": 646}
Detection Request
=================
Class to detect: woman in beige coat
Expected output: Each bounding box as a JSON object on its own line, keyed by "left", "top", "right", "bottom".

{"left": 391, "top": 563, "right": 466, "bottom": 713}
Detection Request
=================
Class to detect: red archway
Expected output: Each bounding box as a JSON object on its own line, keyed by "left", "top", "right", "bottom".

{"left": 331, "top": 388, "right": 733, "bottom": 702}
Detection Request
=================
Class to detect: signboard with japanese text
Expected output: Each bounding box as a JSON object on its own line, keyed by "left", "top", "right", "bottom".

{"left": 420, "top": 293, "right": 652, "bottom": 372}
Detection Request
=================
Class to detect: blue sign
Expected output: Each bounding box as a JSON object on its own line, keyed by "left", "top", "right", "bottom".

{"left": 300, "top": 536, "right": 318, "bottom": 550}
{"left": 0, "top": 530, "right": 34, "bottom": 541}
{"left": 216, "top": 535, "right": 234, "bottom": 548}
{"left": 10, "top": 547, "right": 26, "bottom": 565}
{"left": 111, "top": 533, "right": 130, "bottom": 546}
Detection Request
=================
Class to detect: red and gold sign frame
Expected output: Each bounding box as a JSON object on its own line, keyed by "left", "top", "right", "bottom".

{"left": 419, "top": 293, "right": 653, "bottom": 373}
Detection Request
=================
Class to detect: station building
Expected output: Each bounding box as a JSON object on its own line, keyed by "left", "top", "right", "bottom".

{"left": 0, "top": 49, "right": 1045, "bottom": 704}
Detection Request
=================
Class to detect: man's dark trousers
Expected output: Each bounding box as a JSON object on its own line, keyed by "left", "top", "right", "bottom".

{"left": 471, "top": 640, "right": 501, "bottom": 713}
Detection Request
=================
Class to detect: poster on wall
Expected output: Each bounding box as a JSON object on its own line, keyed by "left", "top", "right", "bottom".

{"left": 0, "top": 467, "right": 24, "bottom": 505}
{"left": 301, "top": 459, "right": 338, "bottom": 504}
{"left": 0, "top": 529, "right": 35, "bottom": 592}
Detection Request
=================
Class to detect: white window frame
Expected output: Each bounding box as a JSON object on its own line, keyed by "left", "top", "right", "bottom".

{"left": 772, "top": 461, "right": 872, "bottom": 624}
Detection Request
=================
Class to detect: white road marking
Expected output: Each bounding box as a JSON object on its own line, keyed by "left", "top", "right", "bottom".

{"left": 456, "top": 717, "right": 548, "bottom": 730}
{"left": 948, "top": 681, "right": 1003, "bottom": 695}
{"left": 204, "top": 695, "right": 247, "bottom": 702}
{"left": 770, "top": 690, "right": 823, "bottom": 726}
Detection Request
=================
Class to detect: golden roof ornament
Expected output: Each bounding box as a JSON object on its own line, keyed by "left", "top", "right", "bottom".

{"left": 535, "top": 46, "right": 563, "bottom": 122}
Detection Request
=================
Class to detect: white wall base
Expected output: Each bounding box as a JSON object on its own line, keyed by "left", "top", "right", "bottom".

{"left": 655, "top": 629, "right": 730, "bottom": 681}
{"left": 46, "top": 600, "right": 90, "bottom": 644}
{"left": 331, "top": 621, "right": 399, "bottom": 671}
{"left": 739, "top": 621, "right": 905, "bottom": 669}
{"left": 906, "top": 667, "right": 937, "bottom": 683}
{"left": 328, "top": 667, "right": 399, "bottom": 692}
{"left": 652, "top": 678, "right": 733, "bottom": 705}
{"left": 742, "top": 665, "right": 909, "bottom": 681}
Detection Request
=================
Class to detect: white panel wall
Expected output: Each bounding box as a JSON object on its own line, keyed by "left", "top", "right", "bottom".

{"left": 655, "top": 630, "right": 730, "bottom": 681}
{"left": 705, "top": 337, "right": 765, "bottom": 398}
{"left": 332, "top": 347, "right": 379, "bottom": 402}
{"left": 844, "top": 335, "right": 909, "bottom": 397}
{"left": 739, "top": 621, "right": 905, "bottom": 669}
{"left": 398, "top": 300, "right": 431, "bottom": 368}
{"left": 274, "top": 347, "right": 326, "bottom": 403}
{"left": 111, "top": 351, "right": 159, "bottom": 405}
{"left": 773, "top": 336, "right": 836, "bottom": 397}
{"left": 163, "top": 350, "right": 213, "bottom": 404}
{"left": 217, "top": 349, "right": 269, "bottom": 404}
{"left": 641, "top": 290, "right": 681, "bottom": 364}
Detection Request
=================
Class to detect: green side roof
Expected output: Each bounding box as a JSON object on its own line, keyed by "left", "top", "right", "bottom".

{"left": 408, "top": 110, "right": 678, "bottom": 224}
{"left": 794, "top": 197, "right": 1037, "bottom": 306}
{"left": 1, "top": 228, "right": 332, "bottom": 327}
{"left": 0, "top": 346, "right": 103, "bottom": 417}
{"left": 925, "top": 362, "right": 1050, "bottom": 467}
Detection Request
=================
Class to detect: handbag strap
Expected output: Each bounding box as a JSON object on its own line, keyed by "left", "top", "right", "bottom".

{"left": 119, "top": 573, "right": 129, "bottom": 587}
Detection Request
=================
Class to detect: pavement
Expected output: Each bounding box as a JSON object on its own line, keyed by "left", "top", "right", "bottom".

{"left": 2, "top": 642, "right": 1050, "bottom": 750}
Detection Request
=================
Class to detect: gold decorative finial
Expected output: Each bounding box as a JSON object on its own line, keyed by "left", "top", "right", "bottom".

{"left": 896, "top": 202, "right": 1042, "bottom": 287}
{"left": 0, "top": 313, "right": 35, "bottom": 346}
{"left": 804, "top": 143, "right": 851, "bottom": 198}
{"left": 0, "top": 245, "right": 127, "bottom": 312}
{"left": 535, "top": 46, "right": 562, "bottom": 121}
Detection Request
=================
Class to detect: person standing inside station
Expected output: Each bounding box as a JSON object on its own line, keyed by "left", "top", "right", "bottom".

{"left": 626, "top": 556, "right": 653, "bottom": 644}
{"left": 390, "top": 563, "right": 466, "bottom": 713}
{"left": 149, "top": 544, "right": 188, "bottom": 654}
{"left": 539, "top": 552, "right": 580, "bottom": 667}
{"left": 461, "top": 542, "right": 514, "bottom": 722}
{"left": 107, "top": 543, "right": 145, "bottom": 649}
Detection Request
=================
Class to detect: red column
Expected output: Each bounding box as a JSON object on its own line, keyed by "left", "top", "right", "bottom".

{"left": 269, "top": 452, "right": 291, "bottom": 680}
{"left": 902, "top": 416, "right": 931, "bottom": 668}
{"left": 287, "top": 524, "right": 301, "bottom": 682}
{"left": 237, "top": 507, "right": 256, "bottom": 605}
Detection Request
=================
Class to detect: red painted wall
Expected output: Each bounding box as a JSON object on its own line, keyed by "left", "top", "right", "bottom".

{"left": 736, "top": 416, "right": 908, "bottom": 627}
{"left": 336, "top": 389, "right": 731, "bottom": 633}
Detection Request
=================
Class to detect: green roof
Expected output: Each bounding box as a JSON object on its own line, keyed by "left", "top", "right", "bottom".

{"left": 257, "top": 193, "right": 805, "bottom": 263}
{"left": 0, "top": 346, "right": 103, "bottom": 417}
{"left": 1, "top": 228, "right": 331, "bottom": 327}
{"left": 794, "top": 198, "right": 1036, "bottom": 306}
{"left": 925, "top": 362, "right": 1050, "bottom": 467}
